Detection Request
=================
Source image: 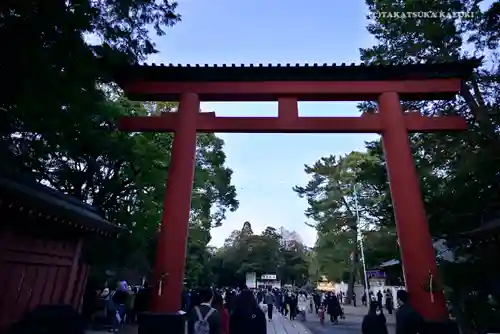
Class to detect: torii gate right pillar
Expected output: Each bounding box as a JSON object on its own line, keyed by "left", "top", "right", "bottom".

{"left": 378, "top": 92, "right": 448, "bottom": 321}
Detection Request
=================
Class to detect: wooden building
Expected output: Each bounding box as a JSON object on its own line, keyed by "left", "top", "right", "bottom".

{"left": 0, "top": 172, "right": 123, "bottom": 331}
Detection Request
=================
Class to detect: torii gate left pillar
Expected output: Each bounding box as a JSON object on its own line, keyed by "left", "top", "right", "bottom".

{"left": 136, "top": 92, "right": 199, "bottom": 334}
{"left": 149, "top": 92, "right": 200, "bottom": 313}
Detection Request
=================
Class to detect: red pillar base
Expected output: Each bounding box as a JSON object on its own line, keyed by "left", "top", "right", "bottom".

{"left": 422, "top": 320, "right": 459, "bottom": 334}
{"left": 378, "top": 92, "right": 448, "bottom": 321}
{"left": 150, "top": 92, "right": 200, "bottom": 313}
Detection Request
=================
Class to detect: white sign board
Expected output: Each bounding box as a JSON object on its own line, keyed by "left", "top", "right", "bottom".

{"left": 245, "top": 272, "right": 257, "bottom": 289}
{"left": 257, "top": 280, "right": 281, "bottom": 289}
{"left": 261, "top": 274, "right": 277, "bottom": 280}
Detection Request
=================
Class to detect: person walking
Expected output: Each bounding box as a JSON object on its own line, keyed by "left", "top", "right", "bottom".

{"left": 385, "top": 289, "right": 394, "bottom": 315}
{"left": 264, "top": 288, "right": 275, "bottom": 321}
{"left": 307, "top": 293, "right": 314, "bottom": 313}
{"left": 212, "top": 293, "right": 229, "bottom": 334}
{"left": 187, "top": 288, "right": 220, "bottom": 334}
{"left": 313, "top": 292, "right": 321, "bottom": 314}
{"left": 229, "top": 290, "right": 266, "bottom": 334}
{"left": 326, "top": 292, "right": 341, "bottom": 324}
{"left": 377, "top": 290, "right": 383, "bottom": 311}
{"left": 362, "top": 301, "right": 388, "bottom": 334}
{"left": 395, "top": 290, "right": 424, "bottom": 334}
{"left": 289, "top": 292, "right": 298, "bottom": 320}
{"left": 297, "top": 292, "right": 308, "bottom": 321}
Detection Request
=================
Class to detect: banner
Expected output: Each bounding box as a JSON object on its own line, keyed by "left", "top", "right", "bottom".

{"left": 245, "top": 272, "right": 257, "bottom": 288}
{"left": 366, "top": 270, "right": 386, "bottom": 278}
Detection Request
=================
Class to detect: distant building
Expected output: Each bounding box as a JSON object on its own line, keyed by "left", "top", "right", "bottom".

{"left": 257, "top": 274, "right": 281, "bottom": 289}
{"left": 316, "top": 276, "right": 335, "bottom": 292}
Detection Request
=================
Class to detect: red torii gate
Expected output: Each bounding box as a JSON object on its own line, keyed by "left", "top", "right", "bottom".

{"left": 113, "top": 60, "right": 479, "bottom": 332}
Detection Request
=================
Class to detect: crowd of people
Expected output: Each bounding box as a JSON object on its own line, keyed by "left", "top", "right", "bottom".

{"left": 253, "top": 289, "right": 346, "bottom": 324}
{"left": 80, "top": 283, "right": 351, "bottom": 334}
{"left": 7, "top": 278, "right": 426, "bottom": 334}
{"left": 184, "top": 286, "right": 347, "bottom": 334}
{"left": 186, "top": 287, "right": 424, "bottom": 334}
{"left": 183, "top": 286, "right": 422, "bottom": 334}
{"left": 81, "top": 281, "right": 152, "bottom": 332}
{"left": 361, "top": 289, "right": 395, "bottom": 315}
{"left": 361, "top": 289, "right": 424, "bottom": 334}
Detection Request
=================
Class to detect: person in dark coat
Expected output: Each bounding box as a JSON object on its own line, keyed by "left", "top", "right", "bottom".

{"left": 256, "top": 290, "right": 264, "bottom": 304}
{"left": 288, "top": 293, "right": 298, "bottom": 320}
{"left": 362, "top": 292, "right": 367, "bottom": 306}
{"left": 133, "top": 282, "right": 151, "bottom": 317}
{"left": 224, "top": 290, "right": 236, "bottom": 314}
{"left": 362, "top": 301, "right": 388, "bottom": 334}
{"left": 275, "top": 291, "right": 284, "bottom": 314}
{"left": 81, "top": 284, "right": 99, "bottom": 327}
{"left": 191, "top": 289, "right": 201, "bottom": 308}
{"left": 111, "top": 282, "right": 129, "bottom": 331}
{"left": 377, "top": 291, "right": 383, "bottom": 310}
{"left": 188, "top": 288, "right": 220, "bottom": 334}
{"left": 385, "top": 289, "right": 394, "bottom": 315}
{"left": 326, "top": 292, "right": 342, "bottom": 324}
{"left": 229, "top": 290, "right": 266, "bottom": 334}
{"left": 182, "top": 289, "right": 190, "bottom": 311}
{"left": 313, "top": 292, "right": 321, "bottom": 314}
{"left": 212, "top": 293, "right": 229, "bottom": 334}
{"left": 284, "top": 292, "right": 291, "bottom": 317}
{"left": 395, "top": 290, "right": 424, "bottom": 334}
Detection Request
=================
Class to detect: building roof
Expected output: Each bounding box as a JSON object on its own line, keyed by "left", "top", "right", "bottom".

{"left": 0, "top": 172, "right": 124, "bottom": 235}
{"left": 379, "top": 259, "right": 401, "bottom": 268}
{"left": 112, "top": 59, "right": 481, "bottom": 84}
{"left": 462, "top": 217, "right": 500, "bottom": 236}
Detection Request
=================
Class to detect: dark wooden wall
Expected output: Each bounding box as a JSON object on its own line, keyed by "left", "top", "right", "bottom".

{"left": 0, "top": 230, "right": 89, "bottom": 330}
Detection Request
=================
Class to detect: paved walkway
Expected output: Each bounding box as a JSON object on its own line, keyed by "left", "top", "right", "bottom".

{"left": 87, "top": 308, "right": 310, "bottom": 334}
{"left": 267, "top": 310, "right": 311, "bottom": 334}
{"left": 86, "top": 307, "right": 397, "bottom": 334}
{"left": 301, "top": 305, "right": 396, "bottom": 334}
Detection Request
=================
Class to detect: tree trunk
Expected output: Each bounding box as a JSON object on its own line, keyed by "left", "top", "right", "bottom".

{"left": 461, "top": 81, "right": 498, "bottom": 142}
{"left": 345, "top": 236, "right": 359, "bottom": 305}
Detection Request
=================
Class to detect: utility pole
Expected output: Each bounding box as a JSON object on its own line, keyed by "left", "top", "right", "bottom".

{"left": 354, "top": 184, "right": 370, "bottom": 304}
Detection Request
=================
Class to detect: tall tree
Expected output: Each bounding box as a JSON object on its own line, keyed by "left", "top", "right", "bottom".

{"left": 212, "top": 223, "right": 310, "bottom": 287}
{"left": 241, "top": 221, "right": 254, "bottom": 236}
{"left": 75, "top": 99, "right": 239, "bottom": 284}
{"left": 0, "top": 0, "right": 239, "bottom": 285}
{"left": 294, "top": 152, "right": 380, "bottom": 303}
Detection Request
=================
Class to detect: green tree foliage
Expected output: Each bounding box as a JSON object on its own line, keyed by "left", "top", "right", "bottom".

{"left": 211, "top": 223, "right": 310, "bottom": 287}
{"left": 0, "top": 0, "right": 239, "bottom": 287}
{"left": 307, "top": 250, "right": 321, "bottom": 283}
{"left": 294, "top": 151, "right": 387, "bottom": 303}
{"left": 361, "top": 229, "right": 399, "bottom": 270}
{"left": 278, "top": 238, "right": 310, "bottom": 286}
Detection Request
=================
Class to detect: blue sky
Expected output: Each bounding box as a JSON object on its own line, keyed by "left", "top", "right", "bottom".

{"left": 147, "top": 0, "right": 380, "bottom": 247}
